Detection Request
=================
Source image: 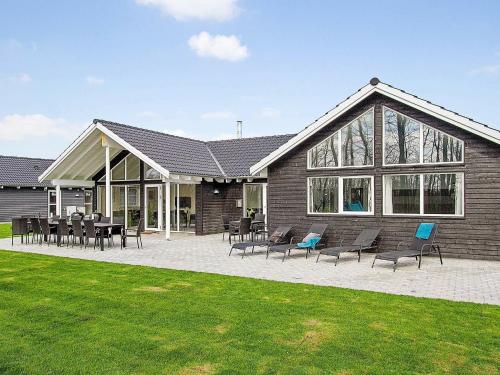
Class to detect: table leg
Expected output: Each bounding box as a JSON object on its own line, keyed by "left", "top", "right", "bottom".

{"left": 100, "top": 232, "right": 104, "bottom": 251}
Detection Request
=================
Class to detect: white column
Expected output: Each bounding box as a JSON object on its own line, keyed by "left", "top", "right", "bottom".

{"left": 55, "top": 185, "right": 62, "bottom": 216}
{"left": 176, "top": 184, "right": 180, "bottom": 231}
{"left": 165, "top": 181, "right": 170, "bottom": 240}
{"left": 105, "top": 145, "right": 111, "bottom": 217}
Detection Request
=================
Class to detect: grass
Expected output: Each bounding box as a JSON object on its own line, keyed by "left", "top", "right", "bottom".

{"left": 0, "top": 251, "right": 498, "bottom": 374}
{"left": 0, "top": 223, "right": 11, "bottom": 239}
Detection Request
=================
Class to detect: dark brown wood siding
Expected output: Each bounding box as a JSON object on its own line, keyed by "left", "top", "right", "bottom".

{"left": 267, "top": 93, "right": 500, "bottom": 260}
{"left": 196, "top": 181, "right": 243, "bottom": 235}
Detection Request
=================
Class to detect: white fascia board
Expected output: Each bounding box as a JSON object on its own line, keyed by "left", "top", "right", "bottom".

{"left": 250, "top": 82, "right": 500, "bottom": 175}
{"left": 95, "top": 122, "right": 170, "bottom": 178}
{"left": 375, "top": 83, "right": 500, "bottom": 145}
{"left": 51, "top": 179, "right": 95, "bottom": 188}
{"left": 39, "top": 122, "right": 99, "bottom": 182}
{"left": 250, "top": 84, "right": 376, "bottom": 175}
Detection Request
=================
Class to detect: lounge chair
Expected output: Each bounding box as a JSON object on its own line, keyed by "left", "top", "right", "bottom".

{"left": 228, "top": 225, "right": 293, "bottom": 258}
{"left": 267, "top": 223, "right": 328, "bottom": 262}
{"left": 316, "top": 228, "right": 381, "bottom": 266}
{"left": 372, "top": 223, "right": 442, "bottom": 271}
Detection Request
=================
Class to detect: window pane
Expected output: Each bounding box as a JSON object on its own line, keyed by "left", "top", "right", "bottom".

{"left": 145, "top": 164, "right": 161, "bottom": 179}
{"left": 126, "top": 155, "right": 140, "bottom": 180}
{"left": 384, "top": 108, "right": 420, "bottom": 165}
{"left": 127, "top": 185, "right": 141, "bottom": 228}
{"left": 343, "top": 178, "right": 371, "bottom": 212}
{"left": 341, "top": 110, "right": 374, "bottom": 166}
{"left": 244, "top": 184, "right": 263, "bottom": 218}
{"left": 112, "top": 186, "right": 126, "bottom": 224}
{"left": 384, "top": 175, "right": 420, "bottom": 214}
{"left": 309, "top": 177, "right": 338, "bottom": 213}
{"left": 97, "top": 186, "right": 106, "bottom": 214}
{"left": 112, "top": 159, "right": 125, "bottom": 180}
{"left": 424, "top": 173, "right": 463, "bottom": 215}
{"left": 308, "top": 132, "right": 338, "bottom": 168}
{"left": 49, "top": 191, "right": 56, "bottom": 204}
{"left": 423, "top": 126, "right": 463, "bottom": 163}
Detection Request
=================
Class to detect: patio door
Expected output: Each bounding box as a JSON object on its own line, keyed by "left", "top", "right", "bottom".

{"left": 243, "top": 183, "right": 267, "bottom": 221}
{"left": 145, "top": 184, "right": 163, "bottom": 231}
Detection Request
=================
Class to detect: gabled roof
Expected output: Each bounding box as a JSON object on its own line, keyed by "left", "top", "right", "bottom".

{"left": 250, "top": 78, "right": 500, "bottom": 175}
{"left": 38, "top": 119, "right": 294, "bottom": 182}
{"left": 98, "top": 120, "right": 223, "bottom": 177}
{"left": 0, "top": 155, "right": 54, "bottom": 187}
{"left": 207, "top": 134, "right": 295, "bottom": 177}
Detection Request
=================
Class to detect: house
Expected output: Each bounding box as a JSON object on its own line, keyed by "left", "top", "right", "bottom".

{"left": 0, "top": 155, "right": 92, "bottom": 222}
{"left": 37, "top": 78, "right": 500, "bottom": 260}
{"left": 37, "top": 121, "right": 294, "bottom": 236}
{"left": 250, "top": 78, "right": 500, "bottom": 260}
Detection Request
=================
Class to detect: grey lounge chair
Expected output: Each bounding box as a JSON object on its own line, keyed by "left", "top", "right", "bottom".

{"left": 267, "top": 223, "right": 328, "bottom": 262}
{"left": 372, "top": 223, "right": 442, "bottom": 271}
{"left": 229, "top": 225, "right": 293, "bottom": 258}
{"left": 316, "top": 228, "right": 381, "bottom": 266}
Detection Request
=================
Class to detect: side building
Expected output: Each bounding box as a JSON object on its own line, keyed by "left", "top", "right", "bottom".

{"left": 0, "top": 155, "right": 92, "bottom": 222}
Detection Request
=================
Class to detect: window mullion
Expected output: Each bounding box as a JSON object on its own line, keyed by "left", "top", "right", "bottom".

{"left": 420, "top": 174, "right": 424, "bottom": 215}
{"left": 338, "top": 177, "right": 343, "bottom": 214}
{"left": 419, "top": 125, "right": 424, "bottom": 164}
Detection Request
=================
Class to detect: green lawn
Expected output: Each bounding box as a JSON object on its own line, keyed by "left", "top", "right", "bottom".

{"left": 0, "top": 251, "right": 498, "bottom": 374}
{"left": 0, "top": 223, "right": 11, "bottom": 239}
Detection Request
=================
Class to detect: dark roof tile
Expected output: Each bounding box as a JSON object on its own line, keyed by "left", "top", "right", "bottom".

{"left": 0, "top": 155, "right": 54, "bottom": 187}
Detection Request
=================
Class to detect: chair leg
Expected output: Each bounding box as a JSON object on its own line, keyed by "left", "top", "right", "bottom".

{"left": 11, "top": 234, "right": 13, "bottom": 246}
{"left": 436, "top": 245, "right": 443, "bottom": 265}
{"left": 228, "top": 246, "right": 233, "bottom": 256}
{"left": 371, "top": 257, "right": 376, "bottom": 268}
{"left": 393, "top": 260, "right": 398, "bottom": 272}
{"left": 136, "top": 237, "right": 140, "bottom": 249}
{"left": 358, "top": 251, "right": 361, "bottom": 262}
{"left": 418, "top": 255, "right": 422, "bottom": 269}
{"left": 242, "top": 248, "right": 246, "bottom": 259}
{"left": 316, "top": 252, "right": 320, "bottom": 263}
{"left": 140, "top": 237, "right": 143, "bottom": 249}
{"left": 282, "top": 251, "right": 286, "bottom": 262}
{"left": 334, "top": 255, "right": 339, "bottom": 266}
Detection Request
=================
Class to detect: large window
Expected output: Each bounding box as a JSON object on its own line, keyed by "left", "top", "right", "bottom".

{"left": 308, "top": 176, "right": 373, "bottom": 215}
{"left": 48, "top": 191, "right": 57, "bottom": 217}
{"left": 383, "top": 173, "right": 464, "bottom": 216}
{"left": 308, "top": 108, "right": 374, "bottom": 169}
{"left": 244, "top": 183, "right": 266, "bottom": 219}
{"left": 84, "top": 190, "right": 93, "bottom": 215}
{"left": 383, "top": 107, "right": 464, "bottom": 166}
{"left": 104, "top": 154, "right": 140, "bottom": 181}
{"left": 145, "top": 163, "right": 161, "bottom": 180}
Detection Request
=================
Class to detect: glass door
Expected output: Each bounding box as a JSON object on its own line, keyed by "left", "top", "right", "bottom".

{"left": 145, "top": 185, "right": 163, "bottom": 230}
{"left": 166, "top": 183, "right": 196, "bottom": 233}
{"left": 112, "top": 186, "right": 126, "bottom": 224}
{"left": 243, "top": 183, "right": 267, "bottom": 220}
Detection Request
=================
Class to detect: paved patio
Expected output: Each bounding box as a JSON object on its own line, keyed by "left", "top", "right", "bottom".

{"left": 1, "top": 233, "right": 499, "bottom": 305}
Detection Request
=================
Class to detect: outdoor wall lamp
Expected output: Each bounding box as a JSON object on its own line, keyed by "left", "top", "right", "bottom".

{"left": 213, "top": 188, "right": 220, "bottom": 194}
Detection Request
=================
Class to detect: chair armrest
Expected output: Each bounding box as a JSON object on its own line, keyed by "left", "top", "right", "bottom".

{"left": 289, "top": 236, "right": 296, "bottom": 244}
{"left": 420, "top": 243, "right": 434, "bottom": 255}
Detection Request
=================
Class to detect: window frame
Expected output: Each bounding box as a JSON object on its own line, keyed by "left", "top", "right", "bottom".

{"left": 382, "top": 106, "right": 465, "bottom": 167}
{"left": 382, "top": 172, "right": 465, "bottom": 218}
{"left": 307, "top": 107, "right": 375, "bottom": 170}
{"left": 307, "top": 175, "right": 375, "bottom": 216}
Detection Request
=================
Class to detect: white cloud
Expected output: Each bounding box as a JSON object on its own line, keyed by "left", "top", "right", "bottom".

{"left": 188, "top": 31, "right": 248, "bottom": 62}
{"left": 135, "top": 0, "right": 240, "bottom": 21}
{"left": 260, "top": 107, "right": 281, "bottom": 118}
{"left": 9, "top": 73, "right": 32, "bottom": 84}
{"left": 0, "top": 114, "right": 68, "bottom": 140}
{"left": 201, "top": 111, "right": 235, "bottom": 120}
{"left": 469, "top": 64, "right": 500, "bottom": 76}
{"left": 86, "top": 75, "right": 105, "bottom": 86}
{"left": 164, "top": 128, "right": 187, "bottom": 137}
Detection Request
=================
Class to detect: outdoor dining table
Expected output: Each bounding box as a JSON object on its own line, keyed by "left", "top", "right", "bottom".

{"left": 47, "top": 220, "right": 124, "bottom": 251}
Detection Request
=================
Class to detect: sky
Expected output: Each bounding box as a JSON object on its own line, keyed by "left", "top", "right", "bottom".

{"left": 0, "top": 0, "right": 499, "bottom": 159}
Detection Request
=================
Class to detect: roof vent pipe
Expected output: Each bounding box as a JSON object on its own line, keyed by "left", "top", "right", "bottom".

{"left": 236, "top": 120, "right": 242, "bottom": 139}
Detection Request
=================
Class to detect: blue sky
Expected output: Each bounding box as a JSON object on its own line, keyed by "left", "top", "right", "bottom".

{"left": 1, "top": 0, "right": 499, "bottom": 158}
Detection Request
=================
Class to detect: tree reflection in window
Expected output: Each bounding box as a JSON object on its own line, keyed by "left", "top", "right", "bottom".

{"left": 384, "top": 108, "right": 420, "bottom": 165}
{"left": 423, "top": 126, "right": 463, "bottom": 163}
{"left": 310, "top": 177, "right": 338, "bottom": 213}
{"left": 341, "top": 110, "right": 374, "bottom": 166}
{"left": 308, "top": 132, "right": 339, "bottom": 168}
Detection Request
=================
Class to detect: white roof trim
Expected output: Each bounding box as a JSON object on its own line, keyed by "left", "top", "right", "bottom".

{"left": 96, "top": 123, "right": 170, "bottom": 178}
{"left": 39, "top": 122, "right": 99, "bottom": 182}
{"left": 39, "top": 121, "right": 170, "bottom": 182}
{"left": 250, "top": 82, "right": 500, "bottom": 175}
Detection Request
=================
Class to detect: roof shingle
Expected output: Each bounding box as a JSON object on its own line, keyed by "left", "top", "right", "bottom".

{"left": 96, "top": 119, "right": 294, "bottom": 177}
{"left": 0, "top": 155, "right": 54, "bottom": 187}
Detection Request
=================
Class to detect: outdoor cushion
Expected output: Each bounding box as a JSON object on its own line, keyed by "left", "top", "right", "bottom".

{"left": 416, "top": 223, "right": 434, "bottom": 240}
{"left": 269, "top": 231, "right": 284, "bottom": 243}
{"left": 302, "top": 232, "right": 321, "bottom": 243}
{"left": 297, "top": 233, "right": 321, "bottom": 249}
